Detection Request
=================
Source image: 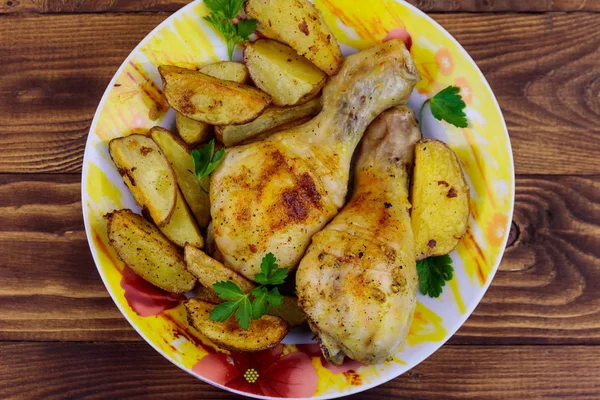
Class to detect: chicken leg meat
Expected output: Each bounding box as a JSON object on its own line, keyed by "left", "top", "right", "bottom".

{"left": 296, "top": 106, "right": 421, "bottom": 365}
{"left": 210, "top": 39, "right": 420, "bottom": 279}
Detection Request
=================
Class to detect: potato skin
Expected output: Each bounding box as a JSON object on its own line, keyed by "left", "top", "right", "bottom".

{"left": 159, "top": 65, "right": 271, "bottom": 125}
{"left": 185, "top": 298, "right": 288, "bottom": 352}
{"left": 106, "top": 209, "right": 196, "bottom": 293}
{"left": 108, "top": 134, "right": 177, "bottom": 227}
{"left": 150, "top": 127, "right": 210, "bottom": 229}
{"left": 215, "top": 97, "right": 322, "bottom": 147}
{"left": 175, "top": 113, "right": 212, "bottom": 147}
{"left": 175, "top": 62, "right": 250, "bottom": 146}
{"left": 410, "top": 139, "right": 470, "bottom": 260}
{"left": 244, "top": 39, "right": 327, "bottom": 106}
{"left": 184, "top": 244, "right": 256, "bottom": 294}
{"left": 246, "top": 0, "right": 343, "bottom": 75}
{"left": 199, "top": 61, "right": 250, "bottom": 84}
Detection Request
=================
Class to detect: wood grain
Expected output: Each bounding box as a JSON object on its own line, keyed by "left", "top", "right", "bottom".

{"left": 1, "top": 174, "right": 598, "bottom": 342}
{"left": 0, "top": 342, "right": 598, "bottom": 399}
{"left": 2, "top": 0, "right": 599, "bottom": 14}
{"left": 0, "top": 14, "right": 168, "bottom": 173}
{"left": 453, "top": 174, "right": 600, "bottom": 344}
{"left": 1, "top": 13, "right": 599, "bottom": 174}
{"left": 0, "top": 174, "right": 137, "bottom": 341}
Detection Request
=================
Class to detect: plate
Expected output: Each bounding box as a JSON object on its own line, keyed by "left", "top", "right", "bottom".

{"left": 82, "top": 1, "right": 514, "bottom": 398}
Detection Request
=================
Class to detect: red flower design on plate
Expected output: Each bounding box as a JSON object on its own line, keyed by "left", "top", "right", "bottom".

{"left": 192, "top": 345, "right": 318, "bottom": 398}
{"left": 120, "top": 266, "right": 185, "bottom": 317}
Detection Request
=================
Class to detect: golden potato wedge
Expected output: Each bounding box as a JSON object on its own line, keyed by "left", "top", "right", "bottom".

{"left": 184, "top": 244, "right": 256, "bottom": 294}
{"left": 267, "top": 296, "right": 306, "bottom": 328}
{"left": 411, "top": 139, "right": 470, "bottom": 260}
{"left": 194, "top": 285, "right": 223, "bottom": 304}
{"left": 238, "top": 116, "right": 313, "bottom": 146}
{"left": 185, "top": 298, "right": 288, "bottom": 352}
{"left": 175, "top": 62, "right": 250, "bottom": 146}
{"left": 175, "top": 113, "right": 212, "bottom": 147}
{"left": 246, "top": 0, "right": 342, "bottom": 75}
{"left": 109, "top": 134, "right": 177, "bottom": 227}
{"left": 200, "top": 61, "right": 250, "bottom": 84}
{"left": 244, "top": 39, "right": 326, "bottom": 106}
{"left": 215, "top": 97, "right": 322, "bottom": 146}
{"left": 159, "top": 65, "right": 271, "bottom": 125}
{"left": 157, "top": 191, "right": 204, "bottom": 248}
{"left": 150, "top": 127, "right": 210, "bottom": 228}
{"left": 106, "top": 209, "right": 196, "bottom": 293}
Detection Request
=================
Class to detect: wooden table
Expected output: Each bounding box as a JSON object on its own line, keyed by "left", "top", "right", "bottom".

{"left": 1, "top": 0, "right": 599, "bottom": 398}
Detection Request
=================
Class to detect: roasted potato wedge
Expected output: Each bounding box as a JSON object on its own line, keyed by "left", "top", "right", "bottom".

{"left": 244, "top": 39, "right": 326, "bottom": 106}
{"left": 411, "top": 139, "right": 470, "bottom": 260}
{"left": 156, "top": 191, "right": 204, "bottom": 248}
{"left": 185, "top": 298, "right": 288, "bottom": 352}
{"left": 184, "top": 244, "right": 256, "bottom": 294}
{"left": 246, "top": 0, "right": 342, "bottom": 76}
{"left": 237, "top": 116, "right": 313, "bottom": 146}
{"left": 194, "top": 285, "right": 223, "bottom": 304}
{"left": 215, "top": 97, "right": 322, "bottom": 146}
{"left": 175, "top": 62, "right": 251, "bottom": 146}
{"left": 159, "top": 65, "right": 271, "bottom": 125}
{"left": 150, "top": 127, "right": 210, "bottom": 228}
{"left": 109, "top": 134, "right": 177, "bottom": 227}
{"left": 200, "top": 61, "right": 250, "bottom": 84}
{"left": 267, "top": 296, "right": 306, "bottom": 328}
{"left": 175, "top": 113, "right": 212, "bottom": 147}
{"left": 106, "top": 209, "right": 196, "bottom": 293}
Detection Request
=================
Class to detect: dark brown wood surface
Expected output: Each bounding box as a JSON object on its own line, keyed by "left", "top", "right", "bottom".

{"left": 1, "top": 1, "right": 599, "bottom": 399}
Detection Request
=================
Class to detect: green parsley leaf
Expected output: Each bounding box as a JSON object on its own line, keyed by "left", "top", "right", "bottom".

{"left": 209, "top": 253, "right": 288, "bottom": 330}
{"left": 265, "top": 287, "right": 283, "bottom": 308}
{"left": 419, "top": 85, "right": 468, "bottom": 130}
{"left": 203, "top": 0, "right": 256, "bottom": 60}
{"left": 235, "top": 19, "right": 258, "bottom": 41}
{"left": 255, "top": 252, "right": 288, "bottom": 285}
{"left": 210, "top": 297, "right": 243, "bottom": 322}
{"left": 416, "top": 255, "right": 454, "bottom": 298}
{"left": 212, "top": 280, "right": 244, "bottom": 300}
{"left": 191, "top": 139, "right": 225, "bottom": 192}
{"left": 235, "top": 295, "right": 252, "bottom": 330}
{"left": 251, "top": 286, "right": 269, "bottom": 320}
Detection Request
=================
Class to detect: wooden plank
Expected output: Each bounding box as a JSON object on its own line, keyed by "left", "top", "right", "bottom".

{"left": 1, "top": 174, "right": 599, "bottom": 342}
{"left": 453, "top": 173, "right": 600, "bottom": 344}
{"left": 0, "top": 14, "right": 168, "bottom": 173}
{"left": 0, "top": 174, "right": 138, "bottom": 341}
{"left": 2, "top": 0, "right": 599, "bottom": 14}
{"left": 0, "top": 342, "right": 598, "bottom": 399}
{"left": 1, "top": 13, "right": 599, "bottom": 174}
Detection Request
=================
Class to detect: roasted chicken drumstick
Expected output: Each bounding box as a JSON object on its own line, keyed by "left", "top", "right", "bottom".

{"left": 296, "top": 106, "right": 421, "bottom": 365}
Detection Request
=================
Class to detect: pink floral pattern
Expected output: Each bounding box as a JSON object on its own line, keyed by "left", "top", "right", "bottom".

{"left": 192, "top": 345, "right": 318, "bottom": 398}
{"left": 120, "top": 266, "right": 185, "bottom": 317}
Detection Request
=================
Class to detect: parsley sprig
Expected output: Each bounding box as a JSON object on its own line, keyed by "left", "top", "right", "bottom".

{"left": 204, "top": 0, "right": 257, "bottom": 60}
{"left": 210, "top": 253, "right": 287, "bottom": 330}
{"left": 419, "top": 86, "right": 468, "bottom": 131}
{"left": 416, "top": 255, "right": 454, "bottom": 298}
{"left": 191, "top": 139, "right": 225, "bottom": 192}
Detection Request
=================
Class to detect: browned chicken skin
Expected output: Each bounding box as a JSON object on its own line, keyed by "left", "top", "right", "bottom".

{"left": 296, "top": 106, "right": 422, "bottom": 365}
{"left": 210, "top": 40, "right": 420, "bottom": 279}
